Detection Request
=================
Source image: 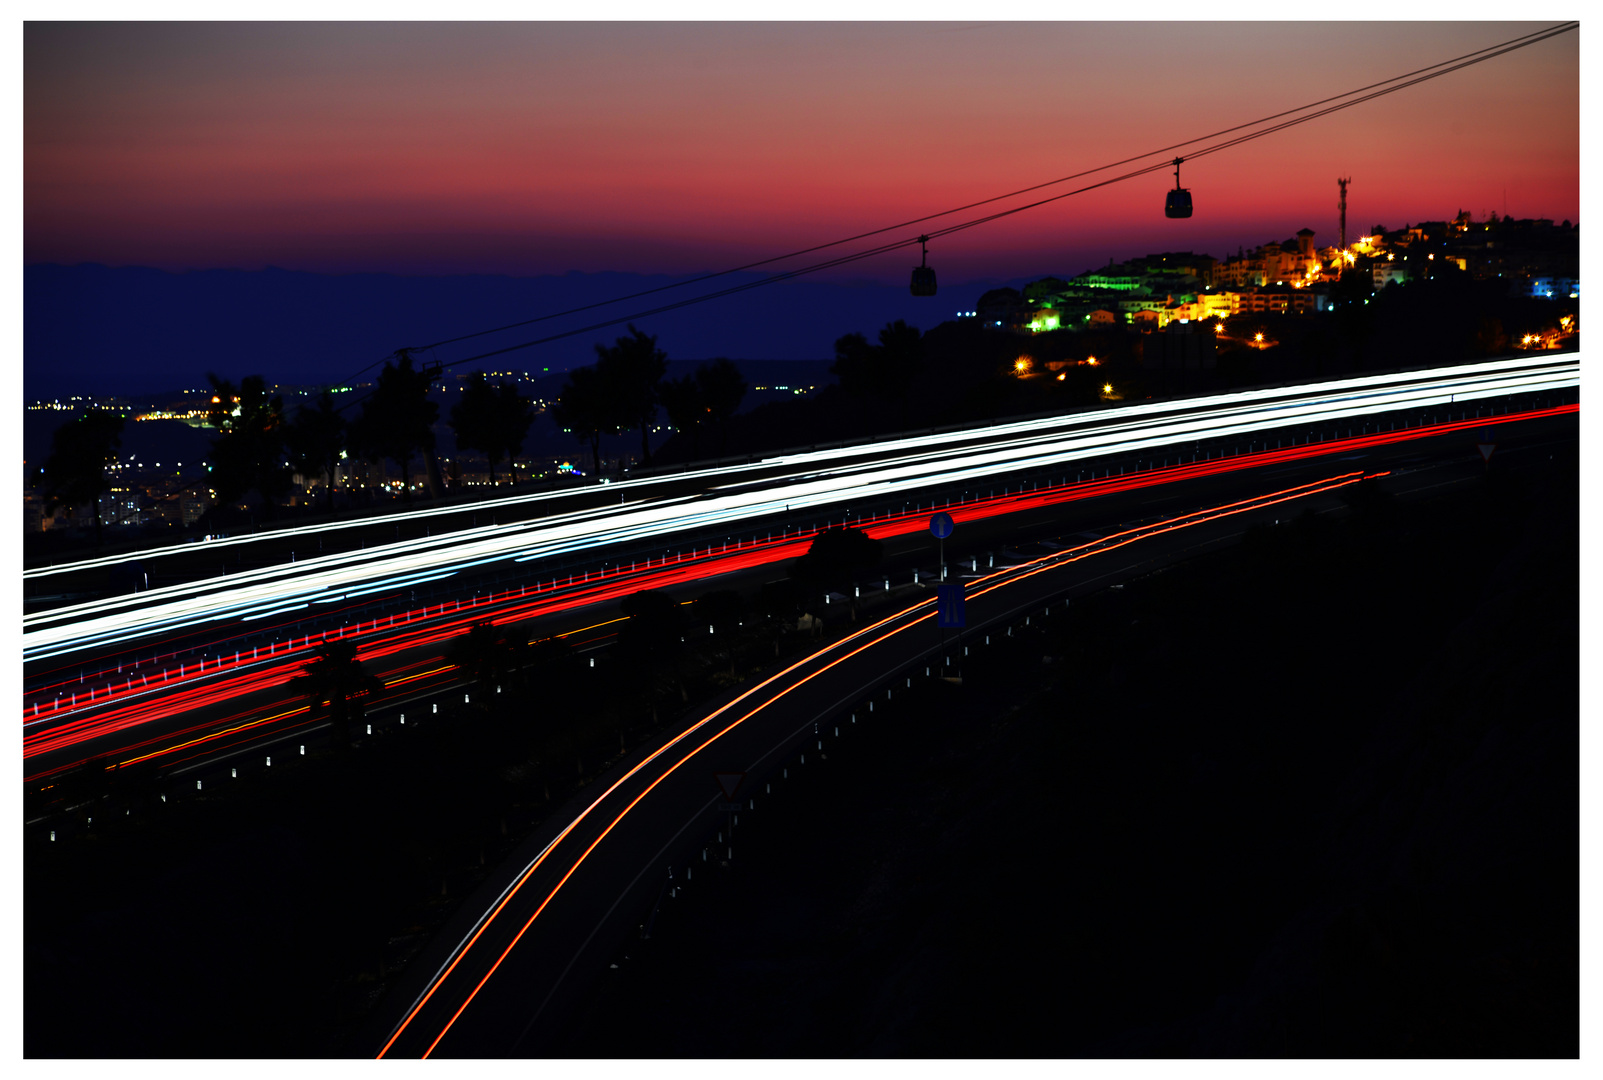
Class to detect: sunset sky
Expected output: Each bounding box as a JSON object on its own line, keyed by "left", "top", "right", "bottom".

{"left": 23, "top": 15, "right": 1580, "bottom": 285}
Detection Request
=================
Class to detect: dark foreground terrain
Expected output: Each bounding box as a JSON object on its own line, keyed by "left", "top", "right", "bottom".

{"left": 26, "top": 437, "right": 1577, "bottom": 1057}
{"left": 553, "top": 445, "right": 1579, "bottom": 1057}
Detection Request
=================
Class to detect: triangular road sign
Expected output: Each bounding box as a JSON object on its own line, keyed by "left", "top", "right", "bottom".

{"left": 715, "top": 772, "right": 746, "bottom": 801}
{"left": 1477, "top": 442, "right": 1496, "bottom": 463}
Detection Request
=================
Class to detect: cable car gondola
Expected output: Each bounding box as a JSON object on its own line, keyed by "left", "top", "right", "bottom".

{"left": 910, "top": 235, "right": 937, "bottom": 296}
{"left": 1165, "top": 157, "right": 1193, "bottom": 219}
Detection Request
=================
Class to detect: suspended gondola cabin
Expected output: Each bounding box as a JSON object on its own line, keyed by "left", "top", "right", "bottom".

{"left": 1165, "top": 158, "right": 1193, "bottom": 219}
{"left": 910, "top": 235, "right": 938, "bottom": 296}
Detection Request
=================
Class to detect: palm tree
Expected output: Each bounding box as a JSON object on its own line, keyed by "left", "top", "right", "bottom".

{"left": 292, "top": 639, "right": 383, "bottom": 749}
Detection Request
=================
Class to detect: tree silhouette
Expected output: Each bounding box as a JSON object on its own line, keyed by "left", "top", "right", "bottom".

{"left": 40, "top": 409, "right": 125, "bottom": 545}
{"left": 292, "top": 638, "right": 383, "bottom": 750}
{"left": 694, "top": 589, "right": 746, "bottom": 674}
{"left": 877, "top": 319, "right": 924, "bottom": 372}
{"left": 449, "top": 372, "right": 506, "bottom": 487}
{"left": 493, "top": 381, "right": 536, "bottom": 486}
{"left": 789, "top": 526, "right": 884, "bottom": 617}
{"left": 831, "top": 320, "right": 923, "bottom": 398}
{"left": 694, "top": 589, "right": 745, "bottom": 635}
{"left": 657, "top": 359, "right": 746, "bottom": 462}
{"left": 284, "top": 391, "right": 346, "bottom": 511}
{"left": 831, "top": 331, "right": 874, "bottom": 396}
{"left": 551, "top": 364, "right": 615, "bottom": 476}
{"left": 358, "top": 350, "right": 439, "bottom": 501}
{"left": 513, "top": 633, "right": 574, "bottom": 694}
{"left": 447, "top": 621, "right": 518, "bottom": 687}
{"left": 617, "top": 589, "right": 688, "bottom": 720}
{"left": 657, "top": 374, "right": 706, "bottom": 458}
{"left": 204, "top": 373, "right": 292, "bottom": 510}
{"left": 344, "top": 408, "right": 387, "bottom": 505}
{"left": 696, "top": 358, "right": 747, "bottom": 454}
{"left": 595, "top": 324, "right": 667, "bottom": 467}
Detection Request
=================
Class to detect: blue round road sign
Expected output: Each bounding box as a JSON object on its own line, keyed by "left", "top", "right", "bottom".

{"left": 929, "top": 511, "right": 954, "bottom": 539}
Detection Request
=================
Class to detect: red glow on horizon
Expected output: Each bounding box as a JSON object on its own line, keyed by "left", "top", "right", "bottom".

{"left": 24, "top": 22, "right": 1578, "bottom": 280}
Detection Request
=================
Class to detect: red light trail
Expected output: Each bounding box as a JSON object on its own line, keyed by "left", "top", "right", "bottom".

{"left": 24, "top": 403, "right": 1574, "bottom": 783}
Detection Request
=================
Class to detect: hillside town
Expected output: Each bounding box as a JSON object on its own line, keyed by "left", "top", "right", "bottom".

{"left": 975, "top": 210, "right": 1578, "bottom": 335}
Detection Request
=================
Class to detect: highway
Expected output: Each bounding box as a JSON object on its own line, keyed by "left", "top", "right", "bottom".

{"left": 23, "top": 353, "right": 1577, "bottom": 658}
{"left": 20, "top": 355, "right": 1578, "bottom": 792}
{"left": 363, "top": 408, "right": 1582, "bottom": 1057}
{"left": 20, "top": 371, "right": 1578, "bottom": 1053}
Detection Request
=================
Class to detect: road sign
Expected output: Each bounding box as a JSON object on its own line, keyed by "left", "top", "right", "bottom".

{"left": 936, "top": 583, "right": 965, "bottom": 628}
{"left": 714, "top": 772, "right": 746, "bottom": 801}
{"left": 1477, "top": 442, "right": 1496, "bottom": 464}
{"left": 929, "top": 511, "right": 954, "bottom": 539}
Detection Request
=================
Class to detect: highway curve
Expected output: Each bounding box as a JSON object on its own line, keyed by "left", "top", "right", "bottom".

{"left": 373, "top": 467, "right": 1385, "bottom": 1057}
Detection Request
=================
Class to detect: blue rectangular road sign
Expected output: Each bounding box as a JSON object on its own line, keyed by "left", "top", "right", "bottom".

{"left": 936, "top": 583, "right": 965, "bottom": 628}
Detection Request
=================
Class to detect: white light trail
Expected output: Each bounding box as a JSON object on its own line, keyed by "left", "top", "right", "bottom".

{"left": 23, "top": 355, "right": 1577, "bottom": 665}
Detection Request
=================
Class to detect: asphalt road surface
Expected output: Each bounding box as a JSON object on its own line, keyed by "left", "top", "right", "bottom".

{"left": 368, "top": 407, "right": 1577, "bottom": 1057}
{"left": 24, "top": 394, "right": 1576, "bottom": 809}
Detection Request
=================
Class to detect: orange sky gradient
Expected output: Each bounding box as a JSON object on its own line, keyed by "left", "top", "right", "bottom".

{"left": 24, "top": 21, "right": 1580, "bottom": 283}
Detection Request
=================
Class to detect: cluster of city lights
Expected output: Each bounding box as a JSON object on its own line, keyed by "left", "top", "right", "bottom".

{"left": 24, "top": 353, "right": 1579, "bottom": 667}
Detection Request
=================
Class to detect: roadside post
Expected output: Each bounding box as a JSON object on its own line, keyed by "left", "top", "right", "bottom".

{"left": 936, "top": 581, "right": 966, "bottom": 681}
{"left": 714, "top": 772, "right": 745, "bottom": 857}
{"left": 929, "top": 512, "right": 962, "bottom": 680}
{"left": 929, "top": 511, "right": 954, "bottom": 582}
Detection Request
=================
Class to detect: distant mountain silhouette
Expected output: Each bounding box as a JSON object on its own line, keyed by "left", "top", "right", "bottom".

{"left": 24, "top": 263, "right": 1026, "bottom": 399}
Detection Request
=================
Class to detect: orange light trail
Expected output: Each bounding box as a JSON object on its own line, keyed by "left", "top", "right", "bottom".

{"left": 386, "top": 466, "right": 1378, "bottom": 1058}
{"left": 115, "top": 705, "right": 311, "bottom": 768}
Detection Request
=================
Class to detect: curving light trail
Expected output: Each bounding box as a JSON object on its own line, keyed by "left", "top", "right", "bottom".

{"left": 24, "top": 399, "right": 1576, "bottom": 782}
{"left": 23, "top": 355, "right": 1577, "bottom": 669}
{"left": 378, "top": 465, "right": 1392, "bottom": 1058}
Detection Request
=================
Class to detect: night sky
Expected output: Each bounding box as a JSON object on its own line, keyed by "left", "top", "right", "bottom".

{"left": 25, "top": 19, "right": 1579, "bottom": 284}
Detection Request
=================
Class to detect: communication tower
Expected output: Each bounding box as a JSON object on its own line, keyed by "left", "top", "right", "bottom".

{"left": 1337, "top": 176, "right": 1352, "bottom": 250}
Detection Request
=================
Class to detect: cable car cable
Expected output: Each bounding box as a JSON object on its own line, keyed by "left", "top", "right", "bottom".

{"left": 447, "top": 10, "right": 1570, "bottom": 369}
{"left": 397, "top": 20, "right": 1575, "bottom": 359}
{"left": 335, "top": 15, "right": 1572, "bottom": 403}
{"left": 914, "top": 21, "right": 1578, "bottom": 246}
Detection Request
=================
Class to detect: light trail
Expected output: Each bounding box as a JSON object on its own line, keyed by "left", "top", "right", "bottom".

{"left": 23, "top": 355, "right": 1577, "bottom": 669}
{"left": 22, "top": 402, "right": 1576, "bottom": 774}
{"left": 380, "top": 466, "right": 1381, "bottom": 1058}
